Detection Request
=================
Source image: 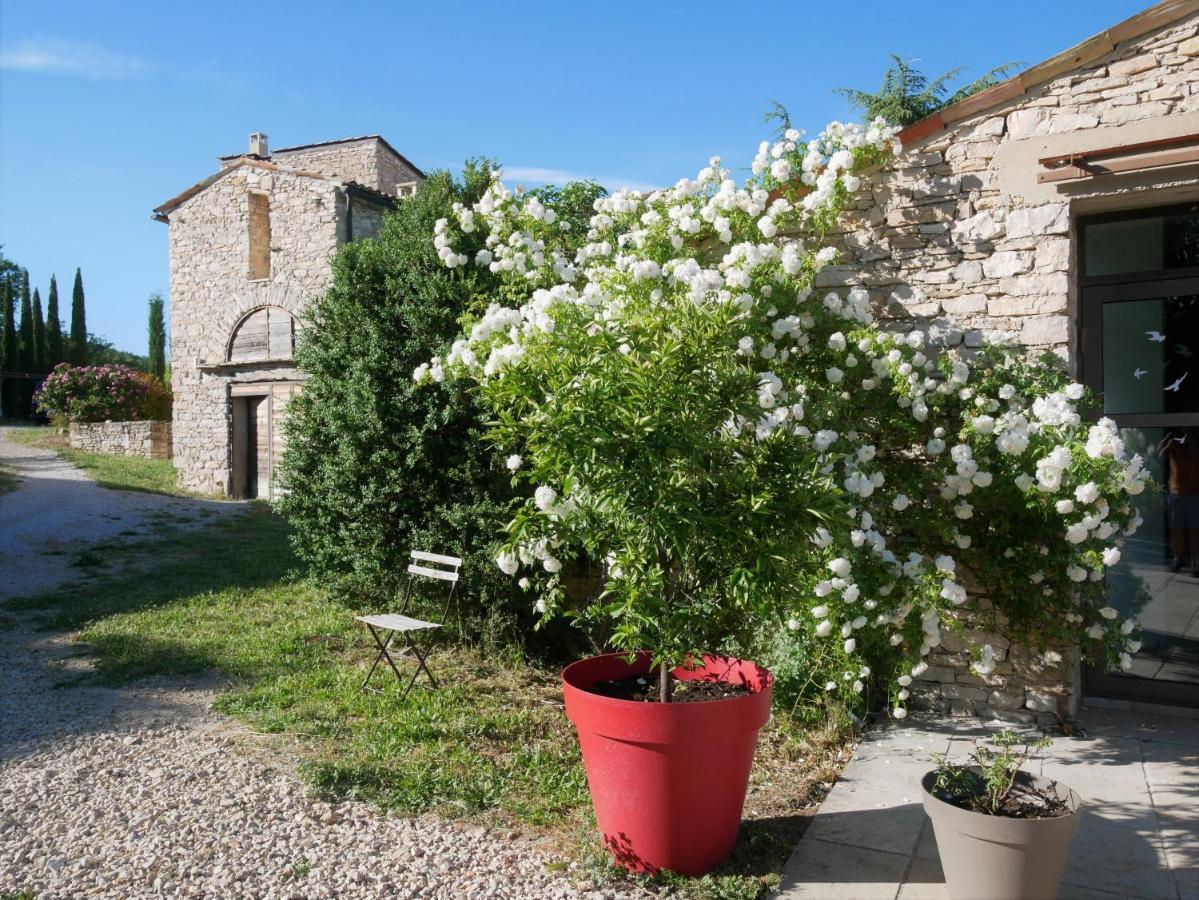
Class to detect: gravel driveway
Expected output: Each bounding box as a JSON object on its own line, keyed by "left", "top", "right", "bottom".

{"left": 0, "top": 427, "right": 240, "bottom": 599}
{"left": 0, "top": 429, "right": 628, "bottom": 899}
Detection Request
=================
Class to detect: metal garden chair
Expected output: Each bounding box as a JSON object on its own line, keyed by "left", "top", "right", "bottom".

{"left": 355, "top": 550, "right": 461, "bottom": 698}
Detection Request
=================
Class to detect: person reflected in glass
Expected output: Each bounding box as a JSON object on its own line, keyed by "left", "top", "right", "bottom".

{"left": 1159, "top": 427, "right": 1199, "bottom": 576}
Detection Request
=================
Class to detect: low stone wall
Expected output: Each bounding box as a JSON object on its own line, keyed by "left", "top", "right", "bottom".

{"left": 912, "top": 595, "right": 1079, "bottom": 728}
{"left": 69, "top": 420, "right": 173, "bottom": 460}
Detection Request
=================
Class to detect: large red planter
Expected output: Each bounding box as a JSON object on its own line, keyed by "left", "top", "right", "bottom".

{"left": 561, "top": 651, "right": 774, "bottom": 876}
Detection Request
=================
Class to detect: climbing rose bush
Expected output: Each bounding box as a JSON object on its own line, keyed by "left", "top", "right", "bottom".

{"left": 417, "top": 119, "right": 1151, "bottom": 715}
{"left": 35, "top": 363, "right": 153, "bottom": 423}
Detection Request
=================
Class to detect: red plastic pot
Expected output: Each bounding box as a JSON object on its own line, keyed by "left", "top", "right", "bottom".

{"left": 561, "top": 651, "right": 773, "bottom": 876}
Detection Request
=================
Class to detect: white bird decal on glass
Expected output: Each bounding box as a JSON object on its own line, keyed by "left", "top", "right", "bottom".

{"left": 1165, "top": 372, "right": 1189, "bottom": 392}
{"left": 1134, "top": 368, "right": 1148, "bottom": 379}
{"left": 1146, "top": 331, "right": 1166, "bottom": 342}
{"left": 1176, "top": 434, "right": 1189, "bottom": 445}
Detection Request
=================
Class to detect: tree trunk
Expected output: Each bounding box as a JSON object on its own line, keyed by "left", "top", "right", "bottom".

{"left": 658, "top": 661, "right": 673, "bottom": 703}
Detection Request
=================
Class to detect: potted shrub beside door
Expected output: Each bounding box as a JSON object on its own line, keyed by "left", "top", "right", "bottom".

{"left": 923, "top": 732, "right": 1082, "bottom": 900}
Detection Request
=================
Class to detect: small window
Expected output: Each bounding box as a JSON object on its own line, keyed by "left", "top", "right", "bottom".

{"left": 248, "top": 192, "right": 271, "bottom": 280}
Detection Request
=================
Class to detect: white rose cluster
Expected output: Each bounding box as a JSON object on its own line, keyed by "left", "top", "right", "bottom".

{"left": 418, "top": 115, "right": 1150, "bottom": 717}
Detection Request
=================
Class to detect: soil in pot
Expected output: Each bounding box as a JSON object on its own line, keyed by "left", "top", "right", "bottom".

{"left": 930, "top": 769, "right": 1073, "bottom": 820}
{"left": 585, "top": 672, "right": 753, "bottom": 703}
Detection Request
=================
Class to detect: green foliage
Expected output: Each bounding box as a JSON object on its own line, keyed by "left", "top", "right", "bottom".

{"left": 31, "top": 287, "right": 46, "bottom": 373}
{"left": 1, "top": 274, "right": 18, "bottom": 417}
{"left": 17, "top": 270, "right": 33, "bottom": 372}
{"left": 932, "top": 730, "right": 1053, "bottom": 816}
{"left": 277, "top": 162, "right": 603, "bottom": 649}
{"left": 46, "top": 274, "right": 65, "bottom": 368}
{"left": 70, "top": 267, "right": 87, "bottom": 365}
{"left": 836, "top": 55, "right": 1023, "bottom": 126}
{"left": 86, "top": 333, "right": 149, "bottom": 370}
{"left": 147, "top": 292, "right": 167, "bottom": 380}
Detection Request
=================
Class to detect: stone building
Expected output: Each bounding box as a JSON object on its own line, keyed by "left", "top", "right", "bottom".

{"left": 153, "top": 134, "right": 423, "bottom": 500}
{"left": 841, "top": 0, "right": 1199, "bottom": 720}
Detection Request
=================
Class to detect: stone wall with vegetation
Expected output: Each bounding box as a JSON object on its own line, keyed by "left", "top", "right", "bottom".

{"left": 836, "top": 14, "right": 1199, "bottom": 364}
{"left": 70, "top": 420, "right": 172, "bottom": 459}
{"left": 838, "top": 12, "right": 1199, "bottom": 723}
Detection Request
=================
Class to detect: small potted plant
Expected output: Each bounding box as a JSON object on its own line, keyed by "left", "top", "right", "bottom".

{"left": 923, "top": 731, "right": 1081, "bottom": 900}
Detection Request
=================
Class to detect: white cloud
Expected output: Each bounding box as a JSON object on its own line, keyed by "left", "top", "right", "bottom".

{"left": 0, "top": 37, "right": 147, "bottom": 80}
{"left": 502, "top": 165, "right": 660, "bottom": 193}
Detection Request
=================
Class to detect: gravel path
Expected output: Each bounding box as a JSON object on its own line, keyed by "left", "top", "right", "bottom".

{"left": 0, "top": 426, "right": 241, "bottom": 599}
{"left": 0, "top": 429, "right": 634, "bottom": 899}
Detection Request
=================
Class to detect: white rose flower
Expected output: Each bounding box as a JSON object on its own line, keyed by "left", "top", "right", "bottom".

{"left": 506, "top": 454, "right": 523, "bottom": 472}
{"left": 496, "top": 552, "right": 519, "bottom": 576}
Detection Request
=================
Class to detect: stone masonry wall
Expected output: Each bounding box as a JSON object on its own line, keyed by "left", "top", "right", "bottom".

{"left": 834, "top": 14, "right": 1199, "bottom": 723}
{"left": 835, "top": 15, "right": 1199, "bottom": 367}
{"left": 166, "top": 166, "right": 340, "bottom": 494}
{"left": 273, "top": 138, "right": 421, "bottom": 195}
{"left": 69, "top": 420, "right": 172, "bottom": 460}
{"left": 348, "top": 197, "right": 387, "bottom": 241}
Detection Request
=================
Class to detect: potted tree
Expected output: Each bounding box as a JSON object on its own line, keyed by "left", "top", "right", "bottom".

{"left": 923, "top": 732, "right": 1081, "bottom": 900}
{"left": 417, "top": 115, "right": 1150, "bottom": 876}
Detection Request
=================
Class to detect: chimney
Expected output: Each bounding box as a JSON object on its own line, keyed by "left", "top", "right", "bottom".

{"left": 249, "top": 132, "right": 269, "bottom": 158}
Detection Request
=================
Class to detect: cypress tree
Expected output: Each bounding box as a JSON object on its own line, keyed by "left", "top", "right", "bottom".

{"left": 32, "top": 287, "right": 46, "bottom": 373}
{"left": 69, "top": 268, "right": 87, "bottom": 365}
{"left": 18, "top": 271, "right": 33, "bottom": 371}
{"left": 147, "top": 292, "right": 166, "bottom": 380}
{"left": 17, "top": 271, "right": 34, "bottom": 415}
{"left": 1, "top": 280, "right": 17, "bottom": 417}
{"left": 46, "top": 274, "right": 65, "bottom": 367}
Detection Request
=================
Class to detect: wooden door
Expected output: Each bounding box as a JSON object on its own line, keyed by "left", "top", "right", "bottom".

{"left": 253, "top": 396, "right": 270, "bottom": 498}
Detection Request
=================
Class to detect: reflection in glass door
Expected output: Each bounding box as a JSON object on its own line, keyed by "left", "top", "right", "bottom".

{"left": 1081, "top": 205, "right": 1199, "bottom": 707}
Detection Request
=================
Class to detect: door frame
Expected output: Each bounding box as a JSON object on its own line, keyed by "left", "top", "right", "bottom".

{"left": 230, "top": 384, "right": 274, "bottom": 500}
{"left": 1078, "top": 204, "right": 1199, "bottom": 708}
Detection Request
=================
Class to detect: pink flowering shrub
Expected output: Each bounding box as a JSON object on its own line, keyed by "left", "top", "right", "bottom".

{"left": 35, "top": 363, "right": 161, "bottom": 423}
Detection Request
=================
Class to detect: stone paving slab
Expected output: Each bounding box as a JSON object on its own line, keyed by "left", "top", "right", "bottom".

{"left": 774, "top": 710, "right": 1198, "bottom": 900}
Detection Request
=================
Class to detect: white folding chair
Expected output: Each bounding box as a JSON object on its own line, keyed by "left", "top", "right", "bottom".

{"left": 355, "top": 550, "right": 462, "bottom": 698}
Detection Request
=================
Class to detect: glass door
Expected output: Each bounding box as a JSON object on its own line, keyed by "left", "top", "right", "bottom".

{"left": 1081, "top": 205, "right": 1199, "bottom": 707}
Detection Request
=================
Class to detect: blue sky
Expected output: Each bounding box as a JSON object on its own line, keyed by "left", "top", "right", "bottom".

{"left": 0, "top": 0, "right": 1148, "bottom": 354}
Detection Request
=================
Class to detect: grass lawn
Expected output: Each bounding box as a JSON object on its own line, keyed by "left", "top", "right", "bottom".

{"left": 12, "top": 506, "right": 852, "bottom": 899}
{"left": 7, "top": 426, "right": 198, "bottom": 497}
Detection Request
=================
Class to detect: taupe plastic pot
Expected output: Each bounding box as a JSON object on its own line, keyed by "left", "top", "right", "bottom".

{"left": 921, "top": 769, "right": 1081, "bottom": 900}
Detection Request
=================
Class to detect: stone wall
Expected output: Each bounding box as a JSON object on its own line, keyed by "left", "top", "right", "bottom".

{"left": 836, "top": 15, "right": 1199, "bottom": 366}
{"left": 69, "top": 420, "right": 172, "bottom": 459}
{"left": 838, "top": 12, "right": 1199, "bottom": 722}
{"left": 348, "top": 196, "right": 387, "bottom": 241}
{"left": 166, "top": 166, "right": 339, "bottom": 494}
{"left": 274, "top": 138, "right": 421, "bottom": 195}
